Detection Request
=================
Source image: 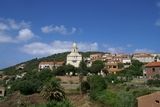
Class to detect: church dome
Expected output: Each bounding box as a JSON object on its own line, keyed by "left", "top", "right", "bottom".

{"left": 72, "top": 42, "right": 77, "bottom": 48}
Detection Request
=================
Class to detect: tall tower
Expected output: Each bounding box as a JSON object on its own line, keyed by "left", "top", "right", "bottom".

{"left": 66, "top": 42, "right": 82, "bottom": 67}
{"left": 71, "top": 42, "right": 78, "bottom": 53}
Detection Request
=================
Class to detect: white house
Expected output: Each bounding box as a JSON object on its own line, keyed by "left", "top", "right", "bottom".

{"left": 66, "top": 42, "right": 82, "bottom": 67}
{"left": 39, "top": 61, "right": 64, "bottom": 71}
{"left": 132, "top": 53, "right": 155, "bottom": 63}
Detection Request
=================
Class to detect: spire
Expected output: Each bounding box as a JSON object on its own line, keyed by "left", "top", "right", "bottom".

{"left": 71, "top": 42, "right": 78, "bottom": 53}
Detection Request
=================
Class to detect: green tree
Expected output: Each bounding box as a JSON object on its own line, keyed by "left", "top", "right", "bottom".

{"left": 90, "top": 60, "right": 104, "bottom": 74}
{"left": 118, "top": 60, "right": 143, "bottom": 77}
{"left": 116, "top": 91, "right": 135, "bottom": 107}
{"left": 88, "top": 75, "right": 107, "bottom": 100}
{"left": 81, "top": 81, "right": 90, "bottom": 94}
{"left": 88, "top": 75, "right": 107, "bottom": 91}
{"left": 41, "top": 78, "right": 65, "bottom": 101}
{"left": 55, "top": 66, "right": 66, "bottom": 76}
{"left": 79, "top": 60, "right": 88, "bottom": 75}
{"left": 37, "top": 69, "right": 54, "bottom": 83}
{"left": 17, "top": 80, "right": 41, "bottom": 95}
{"left": 65, "top": 65, "right": 75, "bottom": 75}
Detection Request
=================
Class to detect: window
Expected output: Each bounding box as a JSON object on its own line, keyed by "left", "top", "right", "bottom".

{"left": 113, "top": 66, "right": 117, "bottom": 68}
{"left": 72, "top": 60, "right": 77, "bottom": 63}
{"left": 152, "top": 68, "right": 155, "bottom": 72}
{"left": 0, "top": 91, "right": 2, "bottom": 94}
{"left": 155, "top": 100, "right": 159, "bottom": 104}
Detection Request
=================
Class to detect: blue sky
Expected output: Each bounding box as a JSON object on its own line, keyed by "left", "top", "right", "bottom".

{"left": 0, "top": 0, "right": 160, "bottom": 69}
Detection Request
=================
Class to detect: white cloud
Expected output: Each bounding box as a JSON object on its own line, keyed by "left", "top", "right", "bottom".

{"left": 134, "top": 48, "right": 154, "bottom": 53}
{"left": 0, "top": 23, "right": 9, "bottom": 31}
{"left": 41, "top": 25, "right": 77, "bottom": 35}
{"left": 0, "top": 18, "right": 30, "bottom": 30}
{"left": 17, "top": 28, "right": 34, "bottom": 41}
{"left": 0, "top": 32, "right": 17, "bottom": 43}
{"left": 107, "top": 47, "right": 125, "bottom": 54}
{"left": 21, "top": 40, "right": 98, "bottom": 55}
{"left": 0, "top": 35, "right": 13, "bottom": 43}
{"left": 0, "top": 18, "right": 34, "bottom": 43}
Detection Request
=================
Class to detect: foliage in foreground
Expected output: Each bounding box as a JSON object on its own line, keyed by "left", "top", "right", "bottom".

{"left": 41, "top": 78, "right": 65, "bottom": 101}
{"left": 87, "top": 75, "right": 107, "bottom": 100}
{"left": 10, "top": 69, "right": 54, "bottom": 95}
{"left": 29, "top": 100, "right": 73, "bottom": 107}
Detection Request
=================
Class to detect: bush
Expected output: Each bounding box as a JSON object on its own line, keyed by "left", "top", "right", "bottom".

{"left": 30, "top": 100, "right": 73, "bottom": 107}
{"left": 41, "top": 78, "right": 65, "bottom": 101}
{"left": 88, "top": 75, "right": 107, "bottom": 91}
{"left": 90, "top": 60, "right": 104, "bottom": 74}
{"left": 81, "top": 81, "right": 90, "bottom": 94}
{"left": 147, "top": 79, "right": 160, "bottom": 87}
{"left": 17, "top": 80, "right": 40, "bottom": 95}
{"left": 88, "top": 75, "right": 107, "bottom": 100}
{"left": 46, "top": 100, "right": 73, "bottom": 107}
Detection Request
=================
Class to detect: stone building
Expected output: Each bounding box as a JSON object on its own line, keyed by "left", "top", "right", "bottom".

{"left": 143, "top": 62, "right": 160, "bottom": 79}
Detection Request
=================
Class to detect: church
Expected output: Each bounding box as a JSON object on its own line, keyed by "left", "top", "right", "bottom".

{"left": 66, "top": 42, "right": 82, "bottom": 67}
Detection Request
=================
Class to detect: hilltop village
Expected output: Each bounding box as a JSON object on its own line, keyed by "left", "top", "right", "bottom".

{"left": 0, "top": 43, "right": 160, "bottom": 107}
{"left": 39, "top": 42, "right": 160, "bottom": 78}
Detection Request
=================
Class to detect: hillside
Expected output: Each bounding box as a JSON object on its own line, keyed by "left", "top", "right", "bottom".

{"left": 1, "top": 51, "right": 105, "bottom": 75}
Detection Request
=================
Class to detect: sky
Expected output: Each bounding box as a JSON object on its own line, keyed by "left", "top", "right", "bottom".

{"left": 0, "top": 0, "right": 160, "bottom": 69}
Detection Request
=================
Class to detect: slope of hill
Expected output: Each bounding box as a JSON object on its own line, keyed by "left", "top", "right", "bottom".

{"left": 1, "top": 51, "right": 105, "bottom": 75}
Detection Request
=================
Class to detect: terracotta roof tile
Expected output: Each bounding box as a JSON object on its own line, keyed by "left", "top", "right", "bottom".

{"left": 145, "top": 62, "right": 160, "bottom": 67}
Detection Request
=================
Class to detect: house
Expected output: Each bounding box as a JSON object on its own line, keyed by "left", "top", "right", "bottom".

{"left": 143, "top": 62, "right": 160, "bottom": 79}
{"left": 132, "top": 53, "right": 155, "bottom": 63}
{"left": 90, "top": 53, "right": 103, "bottom": 61}
{"left": 105, "top": 62, "right": 123, "bottom": 74}
{"left": 66, "top": 42, "right": 82, "bottom": 67}
{"left": 0, "top": 86, "right": 5, "bottom": 97}
{"left": 39, "top": 61, "right": 64, "bottom": 71}
{"left": 137, "top": 91, "right": 160, "bottom": 107}
{"left": 16, "top": 64, "right": 25, "bottom": 70}
{"left": 122, "top": 58, "right": 131, "bottom": 68}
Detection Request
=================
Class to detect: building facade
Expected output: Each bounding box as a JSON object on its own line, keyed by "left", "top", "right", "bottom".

{"left": 137, "top": 91, "right": 160, "bottom": 107}
{"left": 90, "top": 53, "right": 103, "bottom": 61}
{"left": 66, "top": 42, "right": 82, "bottom": 67}
{"left": 39, "top": 61, "right": 64, "bottom": 71}
{"left": 0, "top": 87, "right": 5, "bottom": 97}
{"left": 143, "top": 62, "right": 160, "bottom": 79}
{"left": 132, "top": 53, "right": 155, "bottom": 63}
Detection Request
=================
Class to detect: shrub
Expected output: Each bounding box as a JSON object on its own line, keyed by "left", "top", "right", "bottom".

{"left": 41, "top": 78, "right": 65, "bottom": 101}
{"left": 147, "top": 79, "right": 160, "bottom": 87}
{"left": 46, "top": 100, "right": 73, "bottom": 107}
{"left": 81, "top": 81, "right": 90, "bottom": 94}
{"left": 18, "top": 80, "right": 39, "bottom": 95}
{"left": 88, "top": 75, "right": 107, "bottom": 91}
{"left": 88, "top": 75, "right": 107, "bottom": 100}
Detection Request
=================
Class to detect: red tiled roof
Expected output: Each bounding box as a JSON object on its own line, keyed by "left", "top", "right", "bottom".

{"left": 39, "top": 61, "right": 64, "bottom": 65}
{"left": 145, "top": 62, "right": 160, "bottom": 67}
